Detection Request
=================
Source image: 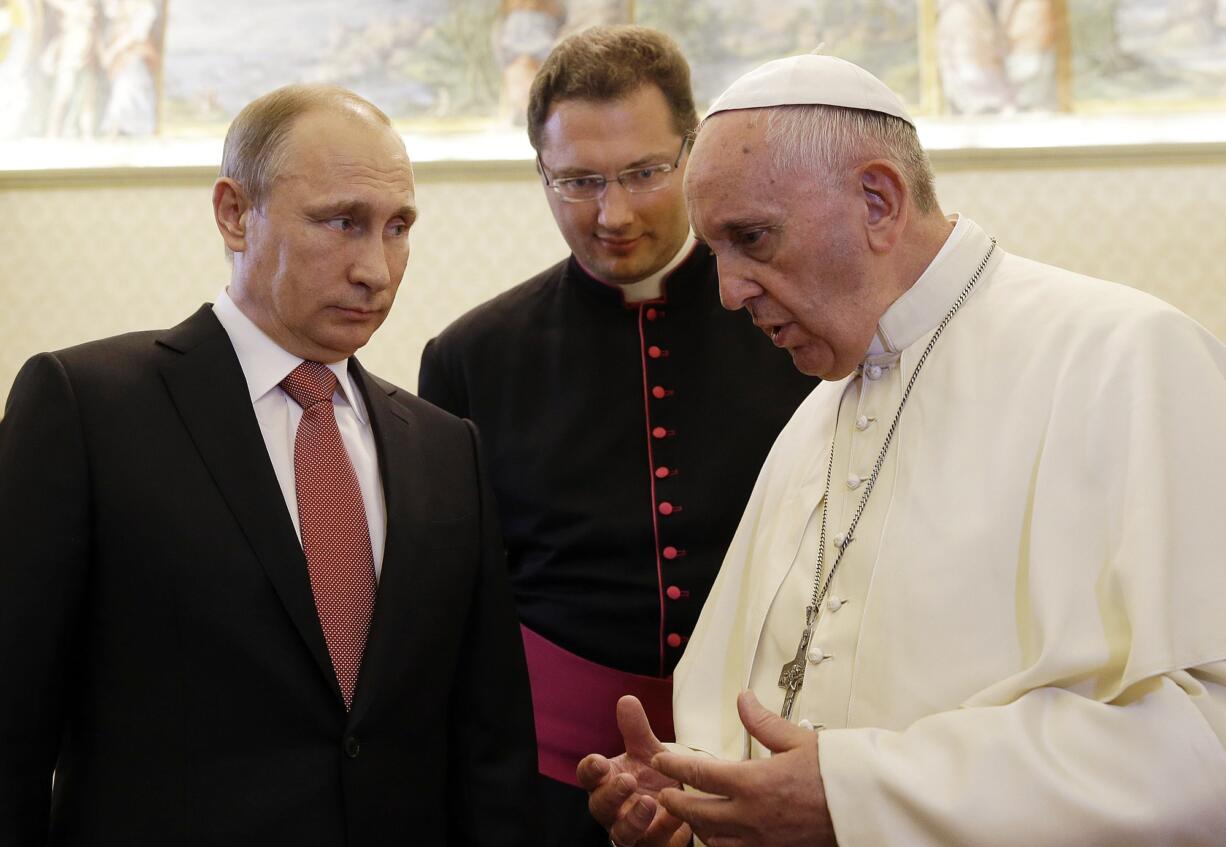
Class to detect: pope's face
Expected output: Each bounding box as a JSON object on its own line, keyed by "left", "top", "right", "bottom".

{"left": 685, "top": 110, "right": 887, "bottom": 380}
{"left": 537, "top": 84, "right": 691, "bottom": 286}
{"left": 230, "top": 107, "right": 417, "bottom": 363}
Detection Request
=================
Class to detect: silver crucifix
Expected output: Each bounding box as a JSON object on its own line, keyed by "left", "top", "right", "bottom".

{"left": 778, "top": 604, "right": 819, "bottom": 720}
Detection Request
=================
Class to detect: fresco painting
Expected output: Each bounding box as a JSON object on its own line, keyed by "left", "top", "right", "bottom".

{"left": 0, "top": 0, "right": 1222, "bottom": 147}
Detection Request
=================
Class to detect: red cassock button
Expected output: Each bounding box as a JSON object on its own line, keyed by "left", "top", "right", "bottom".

{"left": 667, "top": 633, "right": 683, "bottom": 648}
{"left": 655, "top": 466, "right": 670, "bottom": 479}
{"left": 663, "top": 546, "right": 679, "bottom": 560}
{"left": 648, "top": 345, "right": 663, "bottom": 359}
{"left": 666, "top": 585, "right": 682, "bottom": 600}
{"left": 652, "top": 426, "right": 667, "bottom": 439}
{"left": 646, "top": 307, "right": 659, "bottom": 321}
{"left": 658, "top": 502, "right": 674, "bottom": 515}
{"left": 651, "top": 385, "right": 667, "bottom": 399}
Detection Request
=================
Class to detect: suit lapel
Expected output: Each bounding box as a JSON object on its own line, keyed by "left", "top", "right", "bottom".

{"left": 346, "top": 361, "right": 427, "bottom": 724}
{"left": 157, "top": 306, "right": 340, "bottom": 700}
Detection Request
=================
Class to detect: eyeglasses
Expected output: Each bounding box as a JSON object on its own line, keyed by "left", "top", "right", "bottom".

{"left": 538, "top": 137, "right": 690, "bottom": 203}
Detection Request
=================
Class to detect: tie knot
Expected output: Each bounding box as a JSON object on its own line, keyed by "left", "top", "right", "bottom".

{"left": 281, "top": 361, "right": 338, "bottom": 409}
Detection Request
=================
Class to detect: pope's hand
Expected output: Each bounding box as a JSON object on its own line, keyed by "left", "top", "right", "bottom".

{"left": 651, "top": 690, "right": 836, "bottom": 847}
{"left": 576, "top": 695, "right": 692, "bottom": 847}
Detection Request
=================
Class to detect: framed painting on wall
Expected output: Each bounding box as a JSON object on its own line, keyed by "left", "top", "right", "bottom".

{"left": 1, "top": 0, "right": 1223, "bottom": 172}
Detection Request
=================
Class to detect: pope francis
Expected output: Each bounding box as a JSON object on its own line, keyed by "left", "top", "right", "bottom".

{"left": 578, "top": 54, "right": 1226, "bottom": 847}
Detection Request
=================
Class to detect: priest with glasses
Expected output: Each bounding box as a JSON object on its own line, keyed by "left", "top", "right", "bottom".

{"left": 418, "top": 25, "right": 815, "bottom": 847}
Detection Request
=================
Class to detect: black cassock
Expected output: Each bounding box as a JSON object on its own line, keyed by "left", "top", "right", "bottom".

{"left": 419, "top": 246, "right": 816, "bottom": 845}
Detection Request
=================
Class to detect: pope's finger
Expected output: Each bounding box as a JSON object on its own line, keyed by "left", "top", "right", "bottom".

{"left": 650, "top": 751, "right": 743, "bottom": 798}
{"left": 587, "top": 770, "right": 638, "bottom": 828}
{"left": 577, "top": 753, "right": 614, "bottom": 790}
{"left": 617, "top": 695, "right": 666, "bottom": 761}
{"left": 656, "top": 785, "right": 735, "bottom": 835}
{"left": 737, "top": 689, "right": 809, "bottom": 753}
{"left": 608, "top": 793, "right": 658, "bottom": 847}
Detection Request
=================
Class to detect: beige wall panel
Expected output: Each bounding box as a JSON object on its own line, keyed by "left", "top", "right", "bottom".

{"left": 2, "top": 154, "right": 1224, "bottom": 412}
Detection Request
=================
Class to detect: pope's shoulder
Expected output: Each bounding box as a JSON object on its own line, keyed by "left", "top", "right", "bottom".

{"left": 979, "top": 251, "right": 1220, "bottom": 353}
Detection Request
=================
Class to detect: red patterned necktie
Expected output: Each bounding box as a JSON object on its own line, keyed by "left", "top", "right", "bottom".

{"left": 281, "top": 361, "right": 377, "bottom": 710}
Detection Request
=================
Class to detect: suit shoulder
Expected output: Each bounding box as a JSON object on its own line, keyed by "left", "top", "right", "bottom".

{"left": 371, "top": 372, "right": 470, "bottom": 432}
{"left": 52, "top": 327, "right": 166, "bottom": 364}
{"left": 34, "top": 307, "right": 225, "bottom": 389}
{"left": 23, "top": 327, "right": 178, "bottom": 393}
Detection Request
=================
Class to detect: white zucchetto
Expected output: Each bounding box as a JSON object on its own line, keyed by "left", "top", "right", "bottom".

{"left": 705, "top": 53, "right": 915, "bottom": 127}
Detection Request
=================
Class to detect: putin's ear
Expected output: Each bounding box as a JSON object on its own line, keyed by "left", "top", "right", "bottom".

{"left": 859, "top": 160, "right": 907, "bottom": 253}
{"left": 212, "top": 177, "right": 252, "bottom": 253}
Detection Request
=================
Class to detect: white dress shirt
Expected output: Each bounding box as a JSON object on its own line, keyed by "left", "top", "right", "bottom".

{"left": 212, "top": 289, "right": 387, "bottom": 580}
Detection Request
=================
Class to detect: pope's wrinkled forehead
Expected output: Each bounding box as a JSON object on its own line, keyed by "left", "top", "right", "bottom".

{"left": 685, "top": 108, "right": 771, "bottom": 183}
{"left": 681, "top": 110, "right": 782, "bottom": 239}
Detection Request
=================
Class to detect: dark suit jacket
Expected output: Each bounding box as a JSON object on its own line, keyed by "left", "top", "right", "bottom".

{"left": 0, "top": 306, "right": 537, "bottom": 847}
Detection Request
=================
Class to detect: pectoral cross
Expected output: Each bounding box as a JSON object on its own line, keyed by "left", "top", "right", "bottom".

{"left": 778, "top": 604, "right": 819, "bottom": 721}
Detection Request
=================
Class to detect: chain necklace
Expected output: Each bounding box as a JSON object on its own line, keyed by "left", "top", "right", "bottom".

{"left": 778, "top": 239, "right": 997, "bottom": 721}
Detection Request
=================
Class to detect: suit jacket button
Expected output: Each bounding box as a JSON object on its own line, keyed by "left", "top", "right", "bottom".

{"left": 344, "top": 736, "right": 361, "bottom": 758}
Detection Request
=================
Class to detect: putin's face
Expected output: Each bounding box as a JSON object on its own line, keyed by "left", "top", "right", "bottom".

{"left": 225, "top": 107, "right": 417, "bottom": 363}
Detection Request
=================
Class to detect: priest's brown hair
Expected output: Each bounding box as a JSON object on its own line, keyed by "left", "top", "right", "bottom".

{"left": 527, "top": 25, "right": 698, "bottom": 151}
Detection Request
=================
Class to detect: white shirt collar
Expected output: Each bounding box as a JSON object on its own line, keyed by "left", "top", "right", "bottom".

{"left": 617, "top": 232, "right": 699, "bottom": 303}
{"left": 212, "top": 288, "right": 367, "bottom": 424}
{"left": 867, "top": 215, "right": 991, "bottom": 359}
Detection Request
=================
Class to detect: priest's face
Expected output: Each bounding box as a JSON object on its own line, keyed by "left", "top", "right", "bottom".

{"left": 537, "top": 84, "right": 692, "bottom": 286}
{"left": 685, "top": 110, "right": 888, "bottom": 380}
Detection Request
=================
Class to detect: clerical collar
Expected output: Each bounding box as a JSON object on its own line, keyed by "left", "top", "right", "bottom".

{"left": 601, "top": 232, "right": 699, "bottom": 304}
{"left": 867, "top": 215, "right": 991, "bottom": 359}
{"left": 212, "top": 288, "right": 366, "bottom": 422}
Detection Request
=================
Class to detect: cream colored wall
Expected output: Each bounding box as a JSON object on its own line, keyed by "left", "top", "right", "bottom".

{"left": 2, "top": 148, "right": 1225, "bottom": 411}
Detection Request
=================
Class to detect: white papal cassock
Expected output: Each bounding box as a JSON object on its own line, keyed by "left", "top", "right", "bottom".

{"left": 673, "top": 216, "right": 1226, "bottom": 845}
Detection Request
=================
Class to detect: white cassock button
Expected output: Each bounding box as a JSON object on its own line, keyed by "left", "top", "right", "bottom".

{"left": 855, "top": 415, "right": 870, "bottom": 431}
{"left": 846, "top": 474, "right": 861, "bottom": 490}
{"left": 798, "top": 719, "right": 815, "bottom": 731}
{"left": 832, "top": 532, "right": 846, "bottom": 548}
{"left": 807, "top": 645, "right": 828, "bottom": 664}
{"left": 865, "top": 364, "right": 883, "bottom": 380}
{"left": 827, "top": 596, "right": 844, "bottom": 612}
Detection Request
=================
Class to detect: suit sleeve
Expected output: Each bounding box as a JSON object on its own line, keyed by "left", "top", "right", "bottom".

{"left": 417, "top": 336, "right": 469, "bottom": 419}
{"left": 0, "top": 354, "right": 92, "bottom": 845}
{"left": 446, "top": 418, "right": 538, "bottom": 847}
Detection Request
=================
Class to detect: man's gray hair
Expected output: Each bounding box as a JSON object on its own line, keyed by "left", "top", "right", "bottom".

{"left": 220, "top": 84, "right": 394, "bottom": 211}
{"left": 763, "top": 105, "right": 938, "bottom": 214}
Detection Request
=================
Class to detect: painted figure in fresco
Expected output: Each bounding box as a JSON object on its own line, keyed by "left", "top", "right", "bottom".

{"left": 97, "top": 0, "right": 162, "bottom": 136}
{"left": 41, "top": 0, "right": 101, "bottom": 136}
{"left": 494, "top": 0, "right": 565, "bottom": 125}
{"left": 0, "top": 0, "right": 38, "bottom": 137}
{"left": 494, "top": 0, "right": 634, "bottom": 125}
{"left": 936, "top": 0, "right": 1060, "bottom": 113}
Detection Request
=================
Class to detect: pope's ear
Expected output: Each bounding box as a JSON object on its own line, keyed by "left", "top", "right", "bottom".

{"left": 213, "top": 177, "right": 252, "bottom": 253}
{"left": 859, "top": 159, "right": 907, "bottom": 253}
